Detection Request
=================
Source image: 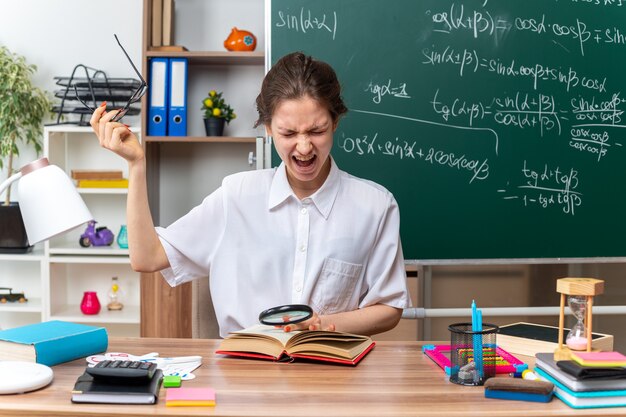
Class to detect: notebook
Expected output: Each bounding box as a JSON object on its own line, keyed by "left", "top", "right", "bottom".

{"left": 536, "top": 368, "right": 626, "bottom": 409}
{"left": 535, "top": 353, "right": 626, "bottom": 392}
{"left": 71, "top": 369, "right": 163, "bottom": 404}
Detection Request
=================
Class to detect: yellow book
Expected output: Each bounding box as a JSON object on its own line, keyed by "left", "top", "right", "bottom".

{"left": 77, "top": 179, "right": 129, "bottom": 188}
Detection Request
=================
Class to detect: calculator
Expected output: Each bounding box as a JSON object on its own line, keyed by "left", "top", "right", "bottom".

{"left": 86, "top": 360, "right": 158, "bottom": 381}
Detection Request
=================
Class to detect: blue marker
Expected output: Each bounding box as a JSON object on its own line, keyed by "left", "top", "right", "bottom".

{"left": 471, "top": 300, "right": 484, "bottom": 380}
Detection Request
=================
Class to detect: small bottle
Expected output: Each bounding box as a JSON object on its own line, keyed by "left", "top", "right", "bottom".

{"left": 117, "top": 225, "right": 128, "bottom": 249}
{"left": 107, "top": 277, "right": 124, "bottom": 311}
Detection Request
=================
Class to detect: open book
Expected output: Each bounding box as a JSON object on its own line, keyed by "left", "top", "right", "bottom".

{"left": 216, "top": 324, "right": 375, "bottom": 365}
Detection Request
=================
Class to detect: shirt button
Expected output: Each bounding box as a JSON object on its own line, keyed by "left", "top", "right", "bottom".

{"left": 295, "top": 285, "right": 302, "bottom": 292}
{"left": 300, "top": 245, "right": 307, "bottom": 252}
{"left": 302, "top": 198, "right": 311, "bottom": 204}
{"left": 300, "top": 207, "right": 307, "bottom": 214}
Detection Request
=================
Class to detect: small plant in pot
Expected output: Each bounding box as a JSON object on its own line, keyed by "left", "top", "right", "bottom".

{"left": 202, "top": 90, "right": 236, "bottom": 137}
{"left": 0, "top": 46, "right": 52, "bottom": 253}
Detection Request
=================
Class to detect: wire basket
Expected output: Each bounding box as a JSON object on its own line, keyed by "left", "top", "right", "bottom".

{"left": 448, "top": 322, "right": 499, "bottom": 386}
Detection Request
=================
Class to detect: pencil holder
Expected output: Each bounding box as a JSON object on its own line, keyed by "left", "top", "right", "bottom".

{"left": 448, "top": 322, "right": 499, "bottom": 386}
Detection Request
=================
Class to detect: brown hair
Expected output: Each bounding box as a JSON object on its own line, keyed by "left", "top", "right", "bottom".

{"left": 254, "top": 52, "right": 348, "bottom": 128}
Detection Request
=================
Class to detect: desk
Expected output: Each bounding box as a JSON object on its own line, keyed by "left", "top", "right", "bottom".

{"left": 0, "top": 338, "right": 624, "bottom": 416}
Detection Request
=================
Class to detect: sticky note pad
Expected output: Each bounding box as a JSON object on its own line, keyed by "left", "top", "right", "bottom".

{"left": 571, "top": 351, "right": 626, "bottom": 367}
{"left": 166, "top": 387, "right": 216, "bottom": 407}
{"left": 163, "top": 375, "right": 182, "bottom": 388}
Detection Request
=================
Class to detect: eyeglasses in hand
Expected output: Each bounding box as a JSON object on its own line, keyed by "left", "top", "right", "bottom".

{"left": 74, "top": 34, "right": 147, "bottom": 123}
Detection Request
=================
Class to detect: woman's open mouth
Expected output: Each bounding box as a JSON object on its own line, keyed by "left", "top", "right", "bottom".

{"left": 293, "top": 155, "right": 316, "bottom": 169}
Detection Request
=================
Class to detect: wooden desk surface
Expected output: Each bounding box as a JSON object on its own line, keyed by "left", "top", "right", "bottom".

{"left": 0, "top": 337, "right": 625, "bottom": 417}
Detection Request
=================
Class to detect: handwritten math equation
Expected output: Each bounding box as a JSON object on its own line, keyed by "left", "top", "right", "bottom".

{"left": 499, "top": 160, "right": 583, "bottom": 216}
{"left": 338, "top": 132, "right": 490, "bottom": 184}
{"left": 428, "top": 2, "right": 626, "bottom": 56}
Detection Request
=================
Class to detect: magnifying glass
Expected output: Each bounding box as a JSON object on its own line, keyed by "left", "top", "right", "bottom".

{"left": 259, "top": 304, "right": 313, "bottom": 326}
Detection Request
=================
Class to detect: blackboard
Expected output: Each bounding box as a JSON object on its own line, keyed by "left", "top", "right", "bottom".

{"left": 269, "top": 0, "right": 626, "bottom": 260}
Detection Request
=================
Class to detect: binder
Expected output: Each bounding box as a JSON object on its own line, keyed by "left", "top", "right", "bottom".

{"left": 148, "top": 58, "right": 169, "bottom": 136}
{"left": 167, "top": 58, "right": 188, "bottom": 136}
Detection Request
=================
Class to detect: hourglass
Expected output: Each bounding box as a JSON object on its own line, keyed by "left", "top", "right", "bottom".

{"left": 555, "top": 277, "right": 604, "bottom": 361}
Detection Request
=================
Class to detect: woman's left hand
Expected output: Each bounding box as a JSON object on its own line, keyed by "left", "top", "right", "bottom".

{"left": 281, "top": 311, "right": 335, "bottom": 332}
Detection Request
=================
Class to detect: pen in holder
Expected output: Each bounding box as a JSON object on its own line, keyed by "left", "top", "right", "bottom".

{"left": 448, "top": 322, "right": 499, "bottom": 386}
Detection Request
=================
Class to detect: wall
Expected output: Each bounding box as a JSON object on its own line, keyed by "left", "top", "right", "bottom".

{"left": 0, "top": 0, "right": 143, "bottom": 199}
{"left": 1, "top": 1, "right": 625, "bottom": 347}
{"left": 157, "top": 0, "right": 266, "bottom": 226}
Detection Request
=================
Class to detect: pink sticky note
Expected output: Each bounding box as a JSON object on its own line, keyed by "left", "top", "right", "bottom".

{"left": 572, "top": 351, "right": 626, "bottom": 366}
{"left": 575, "top": 352, "right": 626, "bottom": 361}
{"left": 165, "top": 387, "right": 215, "bottom": 407}
{"left": 166, "top": 387, "right": 216, "bottom": 402}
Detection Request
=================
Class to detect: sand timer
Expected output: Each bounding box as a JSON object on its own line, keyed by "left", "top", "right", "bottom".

{"left": 566, "top": 295, "right": 588, "bottom": 350}
{"left": 555, "top": 277, "right": 604, "bottom": 361}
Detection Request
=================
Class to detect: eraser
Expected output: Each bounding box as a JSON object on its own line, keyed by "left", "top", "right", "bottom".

{"left": 484, "top": 377, "right": 553, "bottom": 395}
{"left": 163, "top": 375, "right": 182, "bottom": 388}
{"left": 484, "top": 377, "right": 554, "bottom": 402}
{"left": 485, "top": 388, "right": 553, "bottom": 403}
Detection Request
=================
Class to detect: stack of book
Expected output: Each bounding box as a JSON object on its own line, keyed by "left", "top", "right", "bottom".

{"left": 71, "top": 170, "right": 128, "bottom": 188}
{"left": 534, "top": 352, "right": 626, "bottom": 409}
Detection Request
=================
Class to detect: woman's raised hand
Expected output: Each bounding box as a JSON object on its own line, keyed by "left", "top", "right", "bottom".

{"left": 89, "top": 102, "right": 144, "bottom": 164}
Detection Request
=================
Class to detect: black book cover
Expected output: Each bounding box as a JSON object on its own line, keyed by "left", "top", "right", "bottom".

{"left": 557, "top": 360, "right": 626, "bottom": 380}
{"left": 71, "top": 369, "right": 163, "bottom": 404}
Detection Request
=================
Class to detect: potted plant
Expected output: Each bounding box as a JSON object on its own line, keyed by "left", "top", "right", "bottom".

{"left": 202, "top": 90, "right": 236, "bottom": 136}
{"left": 0, "top": 46, "right": 52, "bottom": 252}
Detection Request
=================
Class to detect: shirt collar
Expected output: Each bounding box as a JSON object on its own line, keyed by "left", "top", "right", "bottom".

{"left": 268, "top": 158, "right": 341, "bottom": 220}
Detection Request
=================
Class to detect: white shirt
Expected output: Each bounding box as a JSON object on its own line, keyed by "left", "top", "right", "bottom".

{"left": 156, "top": 159, "right": 411, "bottom": 337}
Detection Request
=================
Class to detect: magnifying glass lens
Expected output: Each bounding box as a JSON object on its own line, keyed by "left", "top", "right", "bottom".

{"left": 262, "top": 310, "right": 310, "bottom": 325}
{"left": 259, "top": 304, "right": 313, "bottom": 325}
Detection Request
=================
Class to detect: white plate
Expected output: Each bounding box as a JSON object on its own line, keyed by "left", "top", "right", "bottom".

{"left": 0, "top": 361, "right": 54, "bottom": 394}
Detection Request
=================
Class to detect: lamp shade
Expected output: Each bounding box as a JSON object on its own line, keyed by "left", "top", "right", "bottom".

{"left": 0, "top": 158, "right": 93, "bottom": 245}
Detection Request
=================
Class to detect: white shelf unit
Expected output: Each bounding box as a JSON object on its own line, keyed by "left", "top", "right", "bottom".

{"left": 0, "top": 246, "right": 45, "bottom": 330}
{"left": 48, "top": 257, "right": 140, "bottom": 324}
{"left": 19, "top": 125, "right": 142, "bottom": 336}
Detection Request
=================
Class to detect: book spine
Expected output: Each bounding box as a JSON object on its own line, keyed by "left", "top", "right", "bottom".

{"left": 35, "top": 328, "right": 108, "bottom": 366}
{"left": 77, "top": 179, "right": 129, "bottom": 188}
{"left": 71, "top": 171, "right": 123, "bottom": 180}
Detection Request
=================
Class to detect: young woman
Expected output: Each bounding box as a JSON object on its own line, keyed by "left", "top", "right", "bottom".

{"left": 90, "top": 52, "right": 410, "bottom": 337}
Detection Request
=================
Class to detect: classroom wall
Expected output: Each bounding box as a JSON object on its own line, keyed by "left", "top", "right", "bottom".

{"left": 1, "top": 1, "right": 625, "bottom": 348}
{"left": 0, "top": 0, "right": 143, "bottom": 198}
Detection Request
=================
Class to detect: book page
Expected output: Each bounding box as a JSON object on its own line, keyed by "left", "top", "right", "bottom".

{"left": 286, "top": 331, "right": 371, "bottom": 359}
{"left": 232, "top": 324, "right": 298, "bottom": 346}
{"left": 218, "top": 324, "right": 300, "bottom": 358}
{"left": 287, "top": 339, "right": 372, "bottom": 360}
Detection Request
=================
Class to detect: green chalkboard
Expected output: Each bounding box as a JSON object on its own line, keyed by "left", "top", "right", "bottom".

{"left": 269, "top": 0, "right": 626, "bottom": 260}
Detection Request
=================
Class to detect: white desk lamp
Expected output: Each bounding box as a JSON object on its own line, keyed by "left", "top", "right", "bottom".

{"left": 0, "top": 157, "right": 93, "bottom": 245}
{"left": 0, "top": 157, "right": 92, "bottom": 394}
